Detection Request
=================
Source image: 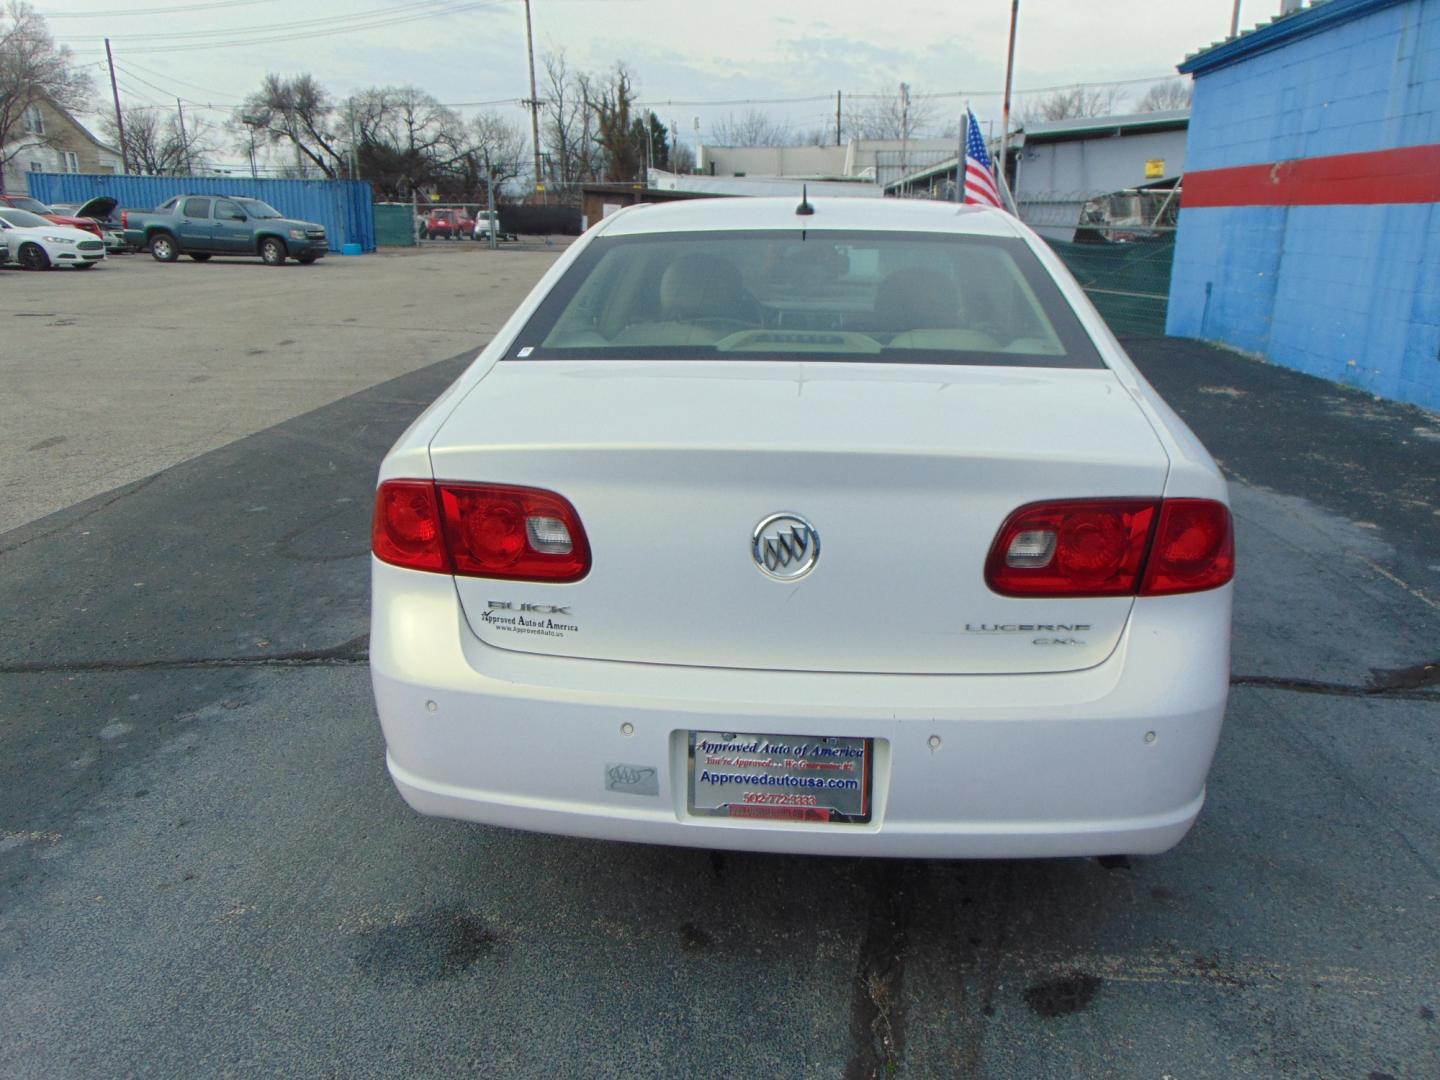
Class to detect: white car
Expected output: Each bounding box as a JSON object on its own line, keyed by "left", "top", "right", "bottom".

{"left": 472, "top": 210, "right": 501, "bottom": 241}
{"left": 370, "top": 197, "right": 1234, "bottom": 859}
{"left": 0, "top": 208, "right": 107, "bottom": 270}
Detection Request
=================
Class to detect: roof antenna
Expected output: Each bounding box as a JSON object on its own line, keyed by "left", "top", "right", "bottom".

{"left": 795, "top": 184, "right": 815, "bottom": 216}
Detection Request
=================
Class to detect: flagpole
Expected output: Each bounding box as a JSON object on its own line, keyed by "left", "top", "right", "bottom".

{"left": 957, "top": 102, "right": 968, "bottom": 203}
{"left": 999, "top": 0, "right": 1020, "bottom": 191}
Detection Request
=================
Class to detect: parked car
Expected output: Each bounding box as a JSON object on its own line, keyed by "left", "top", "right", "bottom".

{"left": 369, "top": 196, "right": 1236, "bottom": 859}
{"left": 121, "top": 194, "right": 327, "bottom": 265}
{"left": 0, "top": 207, "right": 107, "bottom": 270}
{"left": 51, "top": 197, "right": 129, "bottom": 253}
{"left": 471, "top": 209, "right": 507, "bottom": 241}
{"left": 423, "top": 207, "right": 463, "bottom": 240}
{"left": 0, "top": 194, "right": 106, "bottom": 241}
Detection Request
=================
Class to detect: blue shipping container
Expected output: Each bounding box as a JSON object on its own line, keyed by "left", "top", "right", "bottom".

{"left": 27, "top": 173, "right": 376, "bottom": 253}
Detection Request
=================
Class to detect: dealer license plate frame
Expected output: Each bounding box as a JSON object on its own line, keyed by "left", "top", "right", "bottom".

{"left": 687, "top": 731, "right": 873, "bottom": 825}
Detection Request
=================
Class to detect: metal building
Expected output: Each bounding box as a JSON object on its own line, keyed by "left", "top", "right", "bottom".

{"left": 1012, "top": 111, "right": 1190, "bottom": 241}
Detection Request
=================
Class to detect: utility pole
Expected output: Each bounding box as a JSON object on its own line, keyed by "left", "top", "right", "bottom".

{"left": 835, "top": 90, "right": 842, "bottom": 146}
{"left": 104, "top": 39, "right": 130, "bottom": 174}
{"left": 176, "top": 98, "right": 193, "bottom": 176}
{"left": 347, "top": 96, "right": 359, "bottom": 180}
{"left": 998, "top": 0, "right": 1020, "bottom": 192}
{"left": 1229, "top": 0, "right": 1242, "bottom": 37}
{"left": 523, "top": 0, "right": 544, "bottom": 200}
{"left": 900, "top": 82, "right": 910, "bottom": 188}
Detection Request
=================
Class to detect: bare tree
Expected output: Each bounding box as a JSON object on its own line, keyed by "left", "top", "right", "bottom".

{"left": 540, "top": 49, "right": 602, "bottom": 185}
{"left": 844, "top": 84, "right": 938, "bottom": 141}
{"left": 466, "top": 110, "right": 529, "bottom": 189}
{"left": 1020, "top": 85, "right": 1123, "bottom": 124}
{"left": 331, "top": 84, "right": 470, "bottom": 197}
{"left": 0, "top": 1, "right": 92, "bottom": 173}
{"left": 708, "top": 108, "right": 793, "bottom": 147}
{"left": 101, "top": 103, "right": 214, "bottom": 175}
{"left": 1135, "top": 79, "right": 1193, "bottom": 112}
{"left": 668, "top": 138, "right": 696, "bottom": 174}
{"left": 590, "top": 64, "right": 642, "bottom": 182}
{"left": 236, "top": 72, "right": 345, "bottom": 178}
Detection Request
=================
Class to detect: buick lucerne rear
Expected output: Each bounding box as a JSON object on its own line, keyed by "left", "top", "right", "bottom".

{"left": 369, "top": 197, "right": 1233, "bottom": 859}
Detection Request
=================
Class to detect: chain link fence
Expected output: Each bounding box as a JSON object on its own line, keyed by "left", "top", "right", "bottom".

{"left": 1019, "top": 188, "right": 1179, "bottom": 336}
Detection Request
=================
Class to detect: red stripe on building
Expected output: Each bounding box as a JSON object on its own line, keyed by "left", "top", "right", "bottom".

{"left": 1183, "top": 143, "right": 1440, "bottom": 208}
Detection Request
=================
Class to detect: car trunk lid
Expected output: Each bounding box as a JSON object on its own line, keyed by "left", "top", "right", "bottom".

{"left": 429, "top": 359, "right": 1169, "bottom": 675}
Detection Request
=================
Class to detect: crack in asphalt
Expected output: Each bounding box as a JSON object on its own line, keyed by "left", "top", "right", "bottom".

{"left": 0, "top": 635, "right": 370, "bottom": 674}
{"left": 1232, "top": 658, "right": 1439, "bottom": 702}
{"left": 844, "top": 861, "right": 916, "bottom": 1080}
{"left": 0, "top": 473, "right": 161, "bottom": 556}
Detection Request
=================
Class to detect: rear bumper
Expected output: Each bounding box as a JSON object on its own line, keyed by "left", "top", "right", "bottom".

{"left": 371, "top": 560, "right": 1231, "bottom": 858}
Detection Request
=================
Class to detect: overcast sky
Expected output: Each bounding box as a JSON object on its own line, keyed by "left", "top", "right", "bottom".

{"left": 46, "top": 0, "right": 1251, "bottom": 157}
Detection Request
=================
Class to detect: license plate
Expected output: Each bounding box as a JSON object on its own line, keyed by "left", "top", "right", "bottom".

{"left": 688, "top": 731, "right": 872, "bottom": 824}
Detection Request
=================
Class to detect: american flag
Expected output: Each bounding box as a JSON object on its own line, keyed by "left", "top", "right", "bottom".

{"left": 963, "top": 108, "right": 1004, "bottom": 209}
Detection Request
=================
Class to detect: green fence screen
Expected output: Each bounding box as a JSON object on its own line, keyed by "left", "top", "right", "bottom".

{"left": 374, "top": 203, "right": 415, "bottom": 247}
{"left": 1045, "top": 234, "right": 1175, "bottom": 336}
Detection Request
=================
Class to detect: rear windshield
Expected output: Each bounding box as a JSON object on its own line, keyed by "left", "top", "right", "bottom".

{"left": 510, "top": 230, "right": 1103, "bottom": 368}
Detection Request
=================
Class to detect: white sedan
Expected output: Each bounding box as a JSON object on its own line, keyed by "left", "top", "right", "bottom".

{"left": 370, "top": 197, "right": 1234, "bottom": 859}
{"left": 0, "top": 208, "right": 107, "bottom": 270}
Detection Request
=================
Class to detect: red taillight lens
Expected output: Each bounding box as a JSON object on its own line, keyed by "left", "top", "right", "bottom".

{"left": 372, "top": 480, "right": 448, "bottom": 572}
{"left": 1139, "top": 499, "right": 1234, "bottom": 596}
{"left": 372, "top": 480, "right": 590, "bottom": 582}
{"left": 439, "top": 482, "right": 589, "bottom": 582}
{"left": 986, "top": 499, "right": 1157, "bottom": 597}
{"left": 121, "top": 211, "right": 128, "bottom": 228}
{"left": 985, "top": 497, "right": 1233, "bottom": 598}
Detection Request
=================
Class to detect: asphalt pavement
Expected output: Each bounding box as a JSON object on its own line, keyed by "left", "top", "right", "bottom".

{"left": 0, "top": 316, "right": 1436, "bottom": 1076}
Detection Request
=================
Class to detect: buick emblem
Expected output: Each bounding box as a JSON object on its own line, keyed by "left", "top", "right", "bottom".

{"left": 752, "top": 513, "right": 820, "bottom": 580}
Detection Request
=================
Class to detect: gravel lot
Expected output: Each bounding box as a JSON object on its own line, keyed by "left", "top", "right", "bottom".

{"left": 1, "top": 249, "right": 1436, "bottom": 1078}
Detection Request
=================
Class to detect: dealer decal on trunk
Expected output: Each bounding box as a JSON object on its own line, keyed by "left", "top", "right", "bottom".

{"left": 482, "top": 601, "right": 580, "bottom": 640}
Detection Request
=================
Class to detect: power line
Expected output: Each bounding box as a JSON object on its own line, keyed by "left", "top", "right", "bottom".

{"left": 635, "top": 73, "right": 1180, "bottom": 110}
{"left": 73, "top": 0, "right": 505, "bottom": 54}
{"left": 111, "top": 56, "right": 245, "bottom": 99}
{"left": 60, "top": 0, "right": 484, "bottom": 42}
{"left": 42, "top": 0, "right": 282, "bottom": 17}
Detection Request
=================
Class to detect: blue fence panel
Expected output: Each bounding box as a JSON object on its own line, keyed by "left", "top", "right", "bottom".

{"left": 27, "top": 174, "right": 376, "bottom": 253}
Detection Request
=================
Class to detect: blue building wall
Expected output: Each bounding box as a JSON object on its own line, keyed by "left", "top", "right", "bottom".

{"left": 27, "top": 173, "right": 376, "bottom": 253}
{"left": 1168, "top": 0, "right": 1440, "bottom": 411}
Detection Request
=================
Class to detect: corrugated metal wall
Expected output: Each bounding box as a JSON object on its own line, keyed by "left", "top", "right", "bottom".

{"left": 28, "top": 173, "right": 376, "bottom": 252}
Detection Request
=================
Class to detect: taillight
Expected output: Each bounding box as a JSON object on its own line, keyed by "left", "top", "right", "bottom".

{"left": 986, "top": 499, "right": 1156, "bottom": 597}
{"left": 1139, "top": 499, "right": 1234, "bottom": 596}
{"left": 372, "top": 481, "right": 447, "bottom": 572}
{"left": 986, "top": 498, "right": 1233, "bottom": 598}
{"left": 120, "top": 211, "right": 128, "bottom": 228}
{"left": 372, "top": 480, "right": 590, "bottom": 583}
